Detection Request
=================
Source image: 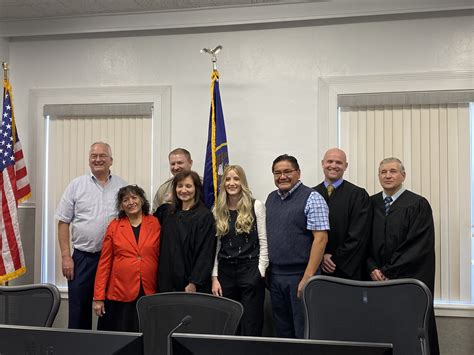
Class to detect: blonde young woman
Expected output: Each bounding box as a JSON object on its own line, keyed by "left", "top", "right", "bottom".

{"left": 212, "top": 165, "right": 268, "bottom": 336}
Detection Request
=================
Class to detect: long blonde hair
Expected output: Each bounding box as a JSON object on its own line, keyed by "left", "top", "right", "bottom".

{"left": 214, "top": 165, "right": 254, "bottom": 237}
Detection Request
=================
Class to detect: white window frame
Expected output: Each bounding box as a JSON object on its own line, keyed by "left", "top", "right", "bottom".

{"left": 317, "top": 70, "right": 474, "bottom": 317}
{"left": 29, "top": 86, "right": 171, "bottom": 294}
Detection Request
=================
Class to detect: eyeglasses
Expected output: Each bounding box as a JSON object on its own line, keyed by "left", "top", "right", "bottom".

{"left": 90, "top": 154, "right": 109, "bottom": 160}
{"left": 272, "top": 169, "right": 297, "bottom": 177}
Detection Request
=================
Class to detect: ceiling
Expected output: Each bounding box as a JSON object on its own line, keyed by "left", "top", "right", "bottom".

{"left": 0, "top": 0, "right": 307, "bottom": 21}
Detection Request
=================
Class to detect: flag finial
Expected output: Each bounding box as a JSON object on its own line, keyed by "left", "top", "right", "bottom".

{"left": 2, "top": 62, "right": 8, "bottom": 81}
{"left": 201, "top": 45, "right": 222, "bottom": 71}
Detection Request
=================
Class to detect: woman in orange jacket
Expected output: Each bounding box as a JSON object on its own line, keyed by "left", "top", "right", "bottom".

{"left": 93, "top": 185, "right": 160, "bottom": 332}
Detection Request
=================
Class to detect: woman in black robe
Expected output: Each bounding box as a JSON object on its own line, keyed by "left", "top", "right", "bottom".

{"left": 155, "top": 170, "right": 216, "bottom": 293}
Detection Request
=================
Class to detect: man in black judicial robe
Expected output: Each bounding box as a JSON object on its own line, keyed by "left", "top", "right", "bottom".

{"left": 368, "top": 157, "right": 439, "bottom": 354}
{"left": 313, "top": 148, "right": 371, "bottom": 280}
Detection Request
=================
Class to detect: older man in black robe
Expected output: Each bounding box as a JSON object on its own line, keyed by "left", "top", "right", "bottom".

{"left": 368, "top": 157, "right": 439, "bottom": 354}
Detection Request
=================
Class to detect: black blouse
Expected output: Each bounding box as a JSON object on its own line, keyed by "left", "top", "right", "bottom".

{"left": 218, "top": 208, "right": 259, "bottom": 262}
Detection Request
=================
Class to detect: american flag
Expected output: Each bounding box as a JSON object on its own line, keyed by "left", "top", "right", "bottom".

{"left": 0, "top": 79, "right": 31, "bottom": 283}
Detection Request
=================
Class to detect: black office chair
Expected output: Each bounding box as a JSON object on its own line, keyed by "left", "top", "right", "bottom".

{"left": 0, "top": 283, "right": 61, "bottom": 327}
{"left": 137, "top": 292, "right": 244, "bottom": 355}
{"left": 303, "top": 276, "right": 432, "bottom": 355}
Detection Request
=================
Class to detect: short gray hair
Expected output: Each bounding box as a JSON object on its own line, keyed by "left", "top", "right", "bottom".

{"left": 90, "top": 142, "right": 112, "bottom": 157}
{"left": 379, "top": 157, "right": 405, "bottom": 172}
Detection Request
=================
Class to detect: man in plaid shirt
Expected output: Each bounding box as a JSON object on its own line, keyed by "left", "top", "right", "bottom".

{"left": 266, "top": 154, "right": 329, "bottom": 339}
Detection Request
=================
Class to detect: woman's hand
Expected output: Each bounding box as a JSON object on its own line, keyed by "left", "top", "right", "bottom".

{"left": 185, "top": 282, "right": 197, "bottom": 293}
{"left": 93, "top": 300, "right": 105, "bottom": 316}
{"left": 211, "top": 277, "right": 223, "bottom": 297}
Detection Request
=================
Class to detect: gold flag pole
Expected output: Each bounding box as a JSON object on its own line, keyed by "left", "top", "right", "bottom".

{"left": 2, "top": 62, "right": 8, "bottom": 81}
{"left": 1, "top": 62, "right": 8, "bottom": 286}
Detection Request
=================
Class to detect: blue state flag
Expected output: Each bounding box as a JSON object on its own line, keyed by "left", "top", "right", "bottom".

{"left": 203, "top": 70, "right": 229, "bottom": 208}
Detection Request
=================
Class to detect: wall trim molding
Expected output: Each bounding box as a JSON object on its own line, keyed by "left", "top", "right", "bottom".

{"left": 317, "top": 70, "right": 474, "bottom": 305}
{"left": 435, "top": 303, "right": 474, "bottom": 318}
{"left": 317, "top": 70, "right": 474, "bottom": 163}
{"left": 1, "top": 0, "right": 472, "bottom": 38}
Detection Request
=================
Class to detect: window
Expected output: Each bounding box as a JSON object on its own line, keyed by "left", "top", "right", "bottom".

{"left": 43, "top": 104, "right": 153, "bottom": 288}
{"left": 317, "top": 72, "right": 474, "bottom": 315}
{"left": 338, "top": 99, "right": 471, "bottom": 303}
{"left": 30, "top": 86, "right": 171, "bottom": 291}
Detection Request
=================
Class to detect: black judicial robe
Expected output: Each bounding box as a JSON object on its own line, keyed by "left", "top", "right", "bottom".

{"left": 154, "top": 201, "right": 216, "bottom": 293}
{"left": 368, "top": 190, "right": 435, "bottom": 293}
{"left": 314, "top": 180, "right": 372, "bottom": 280}
{"left": 369, "top": 190, "right": 439, "bottom": 354}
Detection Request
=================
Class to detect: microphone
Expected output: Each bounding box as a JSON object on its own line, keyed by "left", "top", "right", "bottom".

{"left": 181, "top": 315, "right": 193, "bottom": 327}
{"left": 168, "top": 315, "right": 193, "bottom": 355}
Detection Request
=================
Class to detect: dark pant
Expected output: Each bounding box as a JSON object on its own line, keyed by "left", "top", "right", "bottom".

{"left": 97, "top": 299, "right": 140, "bottom": 332}
{"left": 97, "top": 286, "right": 145, "bottom": 333}
{"left": 219, "top": 260, "right": 265, "bottom": 336}
{"left": 68, "top": 249, "right": 100, "bottom": 329}
{"left": 269, "top": 271, "right": 305, "bottom": 339}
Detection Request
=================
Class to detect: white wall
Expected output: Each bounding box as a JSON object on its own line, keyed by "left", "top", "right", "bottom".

{"left": 8, "top": 14, "right": 474, "bottom": 203}
{"left": 0, "top": 37, "right": 8, "bottom": 63}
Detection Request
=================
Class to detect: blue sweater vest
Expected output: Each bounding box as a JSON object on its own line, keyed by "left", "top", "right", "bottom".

{"left": 266, "top": 183, "right": 313, "bottom": 272}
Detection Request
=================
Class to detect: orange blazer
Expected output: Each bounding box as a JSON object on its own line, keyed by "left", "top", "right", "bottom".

{"left": 94, "top": 214, "right": 161, "bottom": 302}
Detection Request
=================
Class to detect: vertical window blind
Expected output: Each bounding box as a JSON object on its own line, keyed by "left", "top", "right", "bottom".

{"left": 46, "top": 110, "right": 152, "bottom": 287}
{"left": 339, "top": 103, "right": 470, "bottom": 302}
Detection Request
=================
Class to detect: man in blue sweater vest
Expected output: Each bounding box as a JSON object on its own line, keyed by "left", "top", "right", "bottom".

{"left": 266, "top": 154, "right": 329, "bottom": 338}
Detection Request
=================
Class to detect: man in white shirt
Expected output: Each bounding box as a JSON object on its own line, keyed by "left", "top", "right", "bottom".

{"left": 56, "top": 142, "right": 126, "bottom": 329}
